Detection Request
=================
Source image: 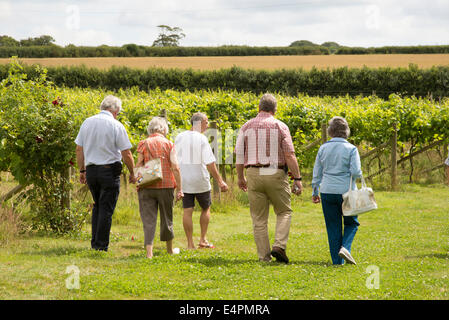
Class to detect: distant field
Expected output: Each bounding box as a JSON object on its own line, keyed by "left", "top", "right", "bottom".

{"left": 1, "top": 54, "right": 448, "bottom": 70}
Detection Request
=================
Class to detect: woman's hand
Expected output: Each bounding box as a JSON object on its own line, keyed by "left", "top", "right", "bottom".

{"left": 134, "top": 173, "right": 142, "bottom": 191}
{"left": 176, "top": 189, "right": 184, "bottom": 201}
{"left": 129, "top": 174, "right": 137, "bottom": 184}
{"left": 312, "top": 195, "right": 321, "bottom": 204}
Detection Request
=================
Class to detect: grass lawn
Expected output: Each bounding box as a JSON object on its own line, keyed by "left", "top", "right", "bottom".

{"left": 0, "top": 184, "right": 448, "bottom": 300}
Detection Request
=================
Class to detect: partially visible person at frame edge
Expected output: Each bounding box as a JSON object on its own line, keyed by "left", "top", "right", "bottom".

{"left": 311, "top": 116, "right": 362, "bottom": 265}
{"left": 445, "top": 146, "right": 449, "bottom": 185}
{"left": 75, "top": 95, "right": 137, "bottom": 252}
{"left": 235, "top": 93, "right": 303, "bottom": 264}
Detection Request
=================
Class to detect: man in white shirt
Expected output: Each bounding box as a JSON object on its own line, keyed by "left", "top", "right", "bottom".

{"left": 75, "top": 95, "right": 136, "bottom": 251}
{"left": 175, "top": 112, "right": 228, "bottom": 249}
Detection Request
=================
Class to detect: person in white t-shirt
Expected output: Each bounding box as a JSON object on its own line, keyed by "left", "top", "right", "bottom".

{"left": 175, "top": 112, "right": 228, "bottom": 249}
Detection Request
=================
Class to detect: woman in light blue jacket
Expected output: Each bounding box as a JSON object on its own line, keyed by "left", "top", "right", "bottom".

{"left": 312, "top": 116, "right": 362, "bottom": 265}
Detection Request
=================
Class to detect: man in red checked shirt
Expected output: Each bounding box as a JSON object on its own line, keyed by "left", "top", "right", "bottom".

{"left": 235, "top": 93, "right": 303, "bottom": 264}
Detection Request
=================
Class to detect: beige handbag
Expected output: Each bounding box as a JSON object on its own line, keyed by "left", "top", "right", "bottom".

{"left": 134, "top": 139, "right": 163, "bottom": 187}
{"left": 342, "top": 175, "right": 377, "bottom": 216}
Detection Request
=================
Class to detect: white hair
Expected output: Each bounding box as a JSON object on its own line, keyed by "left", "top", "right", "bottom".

{"left": 147, "top": 116, "right": 169, "bottom": 136}
{"left": 100, "top": 95, "right": 122, "bottom": 113}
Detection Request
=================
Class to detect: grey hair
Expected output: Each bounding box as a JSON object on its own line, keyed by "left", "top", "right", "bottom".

{"left": 259, "top": 93, "right": 277, "bottom": 113}
{"left": 147, "top": 116, "right": 169, "bottom": 136}
{"left": 327, "top": 116, "right": 350, "bottom": 139}
{"left": 100, "top": 95, "right": 122, "bottom": 113}
{"left": 190, "top": 112, "right": 208, "bottom": 126}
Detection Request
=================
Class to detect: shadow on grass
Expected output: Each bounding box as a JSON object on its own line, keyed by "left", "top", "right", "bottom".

{"left": 20, "top": 246, "right": 107, "bottom": 257}
{"left": 405, "top": 253, "right": 449, "bottom": 260}
{"left": 18, "top": 244, "right": 332, "bottom": 266}
{"left": 183, "top": 256, "right": 329, "bottom": 267}
{"left": 289, "top": 260, "right": 330, "bottom": 267}
{"left": 184, "top": 256, "right": 254, "bottom": 267}
{"left": 121, "top": 245, "right": 143, "bottom": 250}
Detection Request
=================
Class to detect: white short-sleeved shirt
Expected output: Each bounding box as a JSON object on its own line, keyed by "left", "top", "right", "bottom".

{"left": 75, "top": 110, "right": 132, "bottom": 166}
{"left": 175, "top": 130, "right": 216, "bottom": 194}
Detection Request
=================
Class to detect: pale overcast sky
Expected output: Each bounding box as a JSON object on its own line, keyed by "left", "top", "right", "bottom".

{"left": 0, "top": 0, "right": 448, "bottom": 47}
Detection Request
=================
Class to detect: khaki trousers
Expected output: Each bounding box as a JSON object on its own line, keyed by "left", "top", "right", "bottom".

{"left": 137, "top": 188, "right": 175, "bottom": 246}
{"left": 246, "top": 168, "right": 292, "bottom": 261}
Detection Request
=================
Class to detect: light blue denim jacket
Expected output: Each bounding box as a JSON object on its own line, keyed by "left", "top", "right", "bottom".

{"left": 312, "top": 138, "right": 362, "bottom": 196}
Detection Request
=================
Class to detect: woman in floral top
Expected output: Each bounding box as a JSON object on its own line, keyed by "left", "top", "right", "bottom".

{"left": 135, "top": 116, "right": 183, "bottom": 259}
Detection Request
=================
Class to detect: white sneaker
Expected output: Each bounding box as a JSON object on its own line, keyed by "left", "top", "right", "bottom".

{"left": 338, "top": 247, "right": 357, "bottom": 265}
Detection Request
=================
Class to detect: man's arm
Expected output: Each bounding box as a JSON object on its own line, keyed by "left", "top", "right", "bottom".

{"left": 234, "top": 128, "right": 247, "bottom": 192}
{"left": 75, "top": 145, "right": 86, "bottom": 184}
{"left": 121, "top": 149, "right": 137, "bottom": 184}
{"left": 169, "top": 146, "right": 183, "bottom": 200}
{"left": 285, "top": 152, "right": 303, "bottom": 195}
{"left": 206, "top": 162, "right": 228, "bottom": 192}
{"left": 279, "top": 122, "right": 302, "bottom": 195}
{"left": 171, "top": 163, "right": 184, "bottom": 201}
{"left": 236, "top": 164, "right": 247, "bottom": 192}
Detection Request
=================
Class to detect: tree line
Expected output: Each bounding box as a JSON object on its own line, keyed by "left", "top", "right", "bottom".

{"left": 1, "top": 34, "right": 448, "bottom": 58}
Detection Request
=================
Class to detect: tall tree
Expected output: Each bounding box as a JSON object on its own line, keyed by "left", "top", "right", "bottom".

{"left": 152, "top": 25, "right": 185, "bottom": 47}
{"left": 0, "top": 35, "right": 19, "bottom": 47}
{"left": 289, "top": 40, "right": 318, "bottom": 47}
{"left": 20, "top": 35, "right": 56, "bottom": 46}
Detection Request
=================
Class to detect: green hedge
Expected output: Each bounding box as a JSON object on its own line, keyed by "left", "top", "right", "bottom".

{"left": 0, "top": 45, "right": 329, "bottom": 58}
{"left": 0, "top": 64, "right": 448, "bottom": 98}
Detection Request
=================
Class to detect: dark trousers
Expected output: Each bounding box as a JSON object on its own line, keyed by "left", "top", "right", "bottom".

{"left": 86, "top": 162, "right": 122, "bottom": 251}
{"left": 321, "top": 193, "right": 360, "bottom": 265}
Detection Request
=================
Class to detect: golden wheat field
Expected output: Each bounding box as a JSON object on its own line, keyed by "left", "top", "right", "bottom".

{"left": 1, "top": 54, "right": 448, "bottom": 70}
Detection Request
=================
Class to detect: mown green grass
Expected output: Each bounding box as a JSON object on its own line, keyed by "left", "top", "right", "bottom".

{"left": 0, "top": 184, "right": 448, "bottom": 300}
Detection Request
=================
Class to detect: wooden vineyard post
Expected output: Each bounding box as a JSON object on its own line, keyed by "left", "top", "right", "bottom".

{"left": 62, "top": 167, "right": 71, "bottom": 210}
{"left": 321, "top": 123, "right": 328, "bottom": 144}
{"left": 220, "top": 161, "right": 227, "bottom": 183}
{"left": 391, "top": 123, "right": 398, "bottom": 191}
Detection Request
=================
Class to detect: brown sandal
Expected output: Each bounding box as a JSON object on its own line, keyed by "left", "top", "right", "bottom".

{"left": 198, "top": 242, "right": 215, "bottom": 249}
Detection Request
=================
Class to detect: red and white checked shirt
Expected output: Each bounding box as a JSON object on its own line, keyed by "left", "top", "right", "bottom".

{"left": 235, "top": 111, "right": 295, "bottom": 167}
{"left": 137, "top": 133, "right": 177, "bottom": 189}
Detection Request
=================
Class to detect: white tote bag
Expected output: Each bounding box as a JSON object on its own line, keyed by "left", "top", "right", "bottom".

{"left": 134, "top": 139, "right": 163, "bottom": 188}
{"left": 342, "top": 175, "right": 377, "bottom": 216}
